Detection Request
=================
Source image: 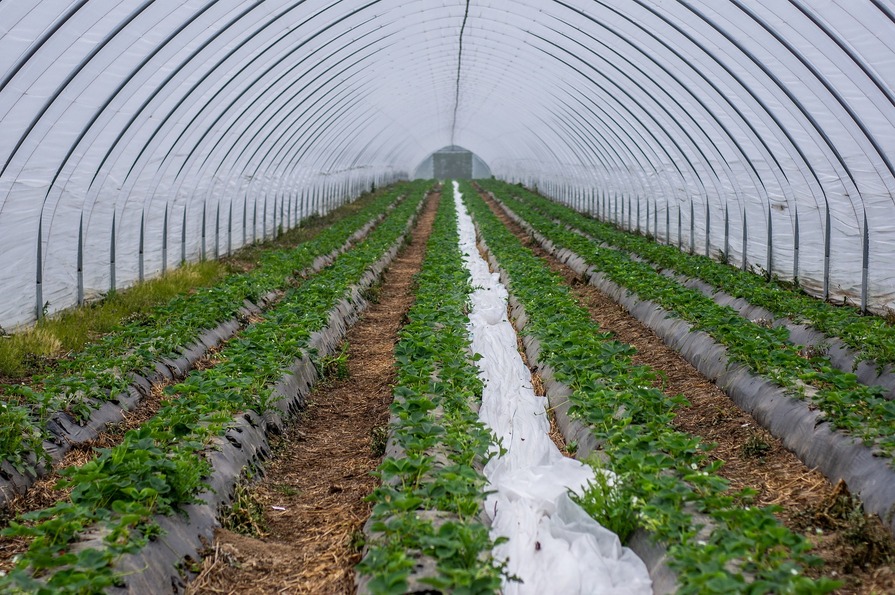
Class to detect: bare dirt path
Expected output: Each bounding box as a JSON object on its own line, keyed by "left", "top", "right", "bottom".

{"left": 476, "top": 187, "right": 894, "bottom": 594}
{"left": 187, "top": 190, "right": 440, "bottom": 595}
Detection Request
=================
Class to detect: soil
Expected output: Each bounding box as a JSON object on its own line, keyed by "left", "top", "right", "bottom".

{"left": 476, "top": 187, "right": 895, "bottom": 594}
{"left": 186, "top": 191, "right": 440, "bottom": 595}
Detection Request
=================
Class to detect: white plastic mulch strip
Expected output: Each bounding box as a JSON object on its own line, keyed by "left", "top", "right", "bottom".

{"left": 453, "top": 181, "right": 651, "bottom": 594}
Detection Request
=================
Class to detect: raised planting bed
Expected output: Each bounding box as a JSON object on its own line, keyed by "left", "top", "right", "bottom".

{"left": 0, "top": 182, "right": 425, "bottom": 509}
{"left": 0, "top": 187, "right": 430, "bottom": 593}
{"left": 484, "top": 185, "right": 895, "bottom": 539}
{"left": 459, "top": 181, "right": 838, "bottom": 594}
{"left": 356, "top": 184, "right": 505, "bottom": 594}
{"left": 479, "top": 180, "right": 895, "bottom": 390}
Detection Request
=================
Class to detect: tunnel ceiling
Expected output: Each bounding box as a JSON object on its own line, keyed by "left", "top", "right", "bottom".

{"left": 2, "top": 0, "right": 895, "bottom": 328}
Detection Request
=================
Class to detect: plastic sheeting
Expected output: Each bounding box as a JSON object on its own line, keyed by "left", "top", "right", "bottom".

{"left": 454, "top": 182, "right": 651, "bottom": 594}
{"left": 2, "top": 1, "right": 895, "bottom": 328}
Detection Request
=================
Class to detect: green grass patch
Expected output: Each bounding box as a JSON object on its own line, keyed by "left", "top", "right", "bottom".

{"left": 0, "top": 262, "right": 224, "bottom": 377}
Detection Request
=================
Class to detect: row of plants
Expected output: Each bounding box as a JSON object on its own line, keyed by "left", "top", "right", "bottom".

{"left": 0, "top": 188, "right": 430, "bottom": 594}
{"left": 0, "top": 181, "right": 426, "bottom": 476}
{"left": 459, "top": 181, "right": 837, "bottom": 593}
{"left": 485, "top": 185, "right": 895, "bottom": 464}
{"left": 478, "top": 179, "right": 895, "bottom": 368}
{"left": 356, "top": 191, "right": 506, "bottom": 594}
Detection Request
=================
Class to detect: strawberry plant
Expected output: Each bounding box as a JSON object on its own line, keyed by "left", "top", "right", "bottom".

{"left": 459, "top": 181, "right": 837, "bottom": 594}
{"left": 0, "top": 187, "right": 430, "bottom": 593}
{"left": 357, "top": 191, "right": 505, "bottom": 594}
{"left": 0, "top": 182, "right": 426, "bottom": 473}
{"left": 485, "top": 185, "right": 895, "bottom": 463}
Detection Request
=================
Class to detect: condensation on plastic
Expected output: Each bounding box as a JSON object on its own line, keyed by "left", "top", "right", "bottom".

{"left": 454, "top": 182, "right": 651, "bottom": 594}
{"left": 2, "top": 1, "right": 895, "bottom": 328}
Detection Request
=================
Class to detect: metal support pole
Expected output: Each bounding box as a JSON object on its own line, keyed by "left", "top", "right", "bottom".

{"left": 77, "top": 213, "right": 84, "bottom": 305}
{"left": 824, "top": 200, "right": 831, "bottom": 300}
{"left": 646, "top": 201, "right": 650, "bottom": 236}
{"left": 262, "top": 195, "right": 268, "bottom": 242}
{"left": 705, "top": 202, "right": 710, "bottom": 257}
{"left": 139, "top": 211, "right": 145, "bottom": 281}
{"left": 36, "top": 215, "right": 44, "bottom": 319}
{"left": 242, "top": 197, "right": 248, "bottom": 248}
{"left": 252, "top": 200, "right": 257, "bottom": 244}
{"left": 181, "top": 208, "right": 187, "bottom": 265}
{"left": 214, "top": 203, "right": 220, "bottom": 258}
{"left": 766, "top": 205, "right": 772, "bottom": 280}
{"left": 793, "top": 206, "right": 799, "bottom": 284}
{"left": 677, "top": 204, "right": 682, "bottom": 250}
{"left": 666, "top": 205, "right": 670, "bottom": 245}
{"left": 201, "top": 202, "right": 207, "bottom": 260}
{"left": 110, "top": 212, "right": 116, "bottom": 292}
{"left": 689, "top": 199, "right": 695, "bottom": 254}
{"left": 228, "top": 202, "right": 233, "bottom": 257}
{"left": 636, "top": 197, "right": 641, "bottom": 234}
{"left": 862, "top": 210, "right": 869, "bottom": 313}
{"left": 742, "top": 208, "right": 748, "bottom": 271}
{"left": 162, "top": 205, "right": 168, "bottom": 274}
{"left": 724, "top": 204, "right": 730, "bottom": 264}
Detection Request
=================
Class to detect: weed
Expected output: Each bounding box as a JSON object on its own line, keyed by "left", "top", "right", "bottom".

{"left": 573, "top": 463, "right": 638, "bottom": 542}
{"left": 319, "top": 341, "right": 350, "bottom": 381}
{"left": 221, "top": 482, "right": 268, "bottom": 538}
{"left": 371, "top": 425, "right": 388, "bottom": 457}
{"left": 362, "top": 280, "right": 384, "bottom": 304}
{"left": 272, "top": 483, "right": 299, "bottom": 497}
{"left": 741, "top": 432, "right": 772, "bottom": 458}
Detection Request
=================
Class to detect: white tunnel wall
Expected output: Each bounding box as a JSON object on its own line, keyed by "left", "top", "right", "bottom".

{"left": 1, "top": 0, "right": 895, "bottom": 329}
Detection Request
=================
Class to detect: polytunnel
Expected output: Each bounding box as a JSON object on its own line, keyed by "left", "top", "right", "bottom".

{"left": 5, "top": 1, "right": 895, "bottom": 593}
{"left": 2, "top": 1, "right": 895, "bottom": 329}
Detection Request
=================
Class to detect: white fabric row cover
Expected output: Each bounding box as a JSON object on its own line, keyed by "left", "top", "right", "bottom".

{"left": 2, "top": 0, "right": 894, "bottom": 328}
{"left": 455, "top": 181, "right": 652, "bottom": 594}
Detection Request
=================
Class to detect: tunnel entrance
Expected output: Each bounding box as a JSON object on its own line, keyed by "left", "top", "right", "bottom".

{"left": 413, "top": 145, "right": 492, "bottom": 179}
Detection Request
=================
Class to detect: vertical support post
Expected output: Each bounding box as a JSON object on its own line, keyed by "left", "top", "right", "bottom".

{"left": 214, "top": 202, "right": 220, "bottom": 258}
{"left": 689, "top": 199, "right": 695, "bottom": 254}
{"left": 766, "top": 205, "right": 772, "bottom": 280}
{"left": 665, "top": 204, "right": 670, "bottom": 245}
{"left": 201, "top": 202, "right": 207, "bottom": 260}
{"left": 653, "top": 199, "right": 658, "bottom": 239}
{"left": 724, "top": 204, "right": 730, "bottom": 264}
{"left": 262, "top": 195, "right": 268, "bottom": 242}
{"left": 36, "top": 214, "right": 44, "bottom": 319}
{"left": 77, "top": 213, "right": 84, "bottom": 305}
{"left": 677, "top": 204, "right": 682, "bottom": 250}
{"left": 793, "top": 206, "right": 799, "bottom": 284}
{"left": 614, "top": 194, "right": 619, "bottom": 225}
{"left": 228, "top": 202, "right": 233, "bottom": 257}
{"left": 646, "top": 199, "right": 649, "bottom": 235}
{"left": 823, "top": 200, "right": 831, "bottom": 300}
{"left": 252, "top": 200, "right": 257, "bottom": 244}
{"left": 242, "top": 197, "right": 248, "bottom": 247}
{"left": 627, "top": 196, "right": 632, "bottom": 230}
{"left": 110, "top": 211, "right": 116, "bottom": 292}
{"left": 138, "top": 211, "right": 145, "bottom": 281}
{"left": 705, "top": 202, "right": 710, "bottom": 257}
{"left": 742, "top": 208, "right": 748, "bottom": 271}
{"left": 861, "top": 210, "right": 869, "bottom": 313}
{"left": 181, "top": 208, "right": 187, "bottom": 265}
{"left": 162, "top": 204, "right": 168, "bottom": 274}
{"left": 636, "top": 197, "right": 641, "bottom": 234}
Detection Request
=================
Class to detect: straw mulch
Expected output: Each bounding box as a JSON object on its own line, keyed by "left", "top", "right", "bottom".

{"left": 188, "top": 192, "right": 440, "bottom": 595}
